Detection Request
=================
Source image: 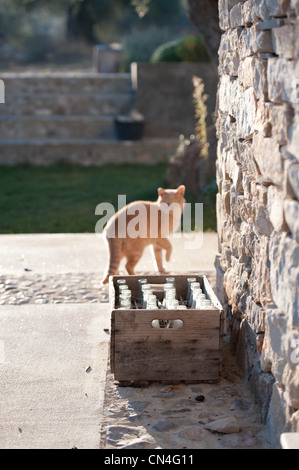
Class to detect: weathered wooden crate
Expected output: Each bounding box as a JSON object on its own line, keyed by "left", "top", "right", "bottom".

{"left": 109, "top": 274, "right": 224, "bottom": 385}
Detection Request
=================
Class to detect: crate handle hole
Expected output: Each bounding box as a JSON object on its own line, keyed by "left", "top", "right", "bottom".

{"left": 151, "top": 319, "right": 184, "bottom": 329}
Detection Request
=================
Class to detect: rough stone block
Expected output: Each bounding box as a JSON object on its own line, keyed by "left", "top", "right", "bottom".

{"left": 266, "top": 382, "right": 287, "bottom": 448}
{"left": 248, "top": 233, "right": 273, "bottom": 304}
{"left": 268, "top": 58, "right": 299, "bottom": 104}
{"left": 269, "top": 231, "right": 299, "bottom": 327}
{"left": 290, "top": 0, "right": 299, "bottom": 15}
{"left": 238, "top": 57, "right": 255, "bottom": 89}
{"left": 262, "top": 305, "right": 288, "bottom": 381}
{"left": 241, "top": 0, "right": 255, "bottom": 24}
{"left": 270, "top": 104, "right": 294, "bottom": 145}
{"left": 287, "top": 112, "right": 299, "bottom": 161}
{"left": 252, "top": 182, "right": 268, "bottom": 206}
{"left": 253, "top": 134, "right": 283, "bottom": 184}
{"left": 246, "top": 295, "right": 266, "bottom": 333}
{"left": 252, "top": 58, "right": 268, "bottom": 100}
{"left": 287, "top": 163, "right": 299, "bottom": 199}
{"left": 239, "top": 25, "right": 274, "bottom": 59}
{"left": 218, "top": 75, "right": 239, "bottom": 116}
{"left": 267, "top": 185, "right": 286, "bottom": 231}
{"left": 242, "top": 0, "right": 270, "bottom": 24}
{"left": 219, "top": 0, "right": 241, "bottom": 30}
{"left": 284, "top": 199, "right": 299, "bottom": 243}
{"left": 218, "top": 27, "right": 244, "bottom": 59}
{"left": 236, "top": 87, "right": 257, "bottom": 138}
{"left": 272, "top": 24, "right": 296, "bottom": 59}
{"left": 266, "top": 0, "right": 292, "bottom": 17}
{"left": 230, "top": 2, "right": 244, "bottom": 28}
{"left": 219, "top": 51, "right": 240, "bottom": 76}
{"left": 236, "top": 140, "right": 261, "bottom": 177}
{"left": 254, "top": 101, "right": 273, "bottom": 136}
{"left": 283, "top": 360, "right": 299, "bottom": 410}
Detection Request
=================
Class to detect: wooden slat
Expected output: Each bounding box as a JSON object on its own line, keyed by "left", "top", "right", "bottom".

{"left": 112, "top": 308, "right": 221, "bottom": 381}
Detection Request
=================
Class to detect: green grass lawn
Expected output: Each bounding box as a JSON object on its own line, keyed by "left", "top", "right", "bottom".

{"left": 0, "top": 164, "right": 216, "bottom": 234}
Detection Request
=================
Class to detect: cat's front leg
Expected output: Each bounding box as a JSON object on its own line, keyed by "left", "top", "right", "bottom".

{"left": 152, "top": 244, "right": 165, "bottom": 272}
{"left": 165, "top": 240, "right": 172, "bottom": 262}
{"left": 153, "top": 238, "right": 172, "bottom": 271}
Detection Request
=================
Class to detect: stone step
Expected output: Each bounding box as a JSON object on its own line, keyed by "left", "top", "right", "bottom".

{"left": 0, "top": 116, "right": 116, "bottom": 139}
{"left": 0, "top": 92, "right": 132, "bottom": 117}
{"left": 0, "top": 138, "right": 178, "bottom": 166}
{"left": 0, "top": 72, "right": 132, "bottom": 95}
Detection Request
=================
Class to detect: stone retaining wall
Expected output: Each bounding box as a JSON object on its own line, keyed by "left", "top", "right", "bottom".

{"left": 0, "top": 72, "right": 178, "bottom": 165}
{"left": 216, "top": 0, "right": 299, "bottom": 447}
{"left": 135, "top": 62, "right": 218, "bottom": 138}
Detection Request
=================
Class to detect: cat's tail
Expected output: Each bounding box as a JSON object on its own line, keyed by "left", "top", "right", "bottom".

{"left": 101, "top": 235, "right": 122, "bottom": 285}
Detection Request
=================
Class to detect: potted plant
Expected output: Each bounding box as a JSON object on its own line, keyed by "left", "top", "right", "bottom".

{"left": 114, "top": 62, "right": 146, "bottom": 141}
{"left": 114, "top": 108, "right": 145, "bottom": 141}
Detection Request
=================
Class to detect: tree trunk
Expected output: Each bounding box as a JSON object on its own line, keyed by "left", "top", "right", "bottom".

{"left": 186, "top": 0, "right": 221, "bottom": 64}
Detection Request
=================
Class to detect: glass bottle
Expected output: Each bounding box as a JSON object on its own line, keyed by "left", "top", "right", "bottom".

{"left": 146, "top": 294, "right": 158, "bottom": 309}
{"left": 119, "top": 289, "right": 132, "bottom": 308}
{"left": 186, "top": 277, "right": 197, "bottom": 303}
{"left": 197, "top": 298, "right": 214, "bottom": 309}
{"left": 162, "top": 283, "right": 176, "bottom": 307}
{"left": 118, "top": 299, "right": 131, "bottom": 309}
{"left": 116, "top": 279, "right": 127, "bottom": 291}
{"left": 138, "top": 278, "right": 148, "bottom": 302}
{"left": 188, "top": 282, "right": 201, "bottom": 308}
{"left": 141, "top": 284, "right": 152, "bottom": 309}
{"left": 193, "top": 292, "right": 206, "bottom": 308}
{"left": 166, "top": 277, "right": 176, "bottom": 287}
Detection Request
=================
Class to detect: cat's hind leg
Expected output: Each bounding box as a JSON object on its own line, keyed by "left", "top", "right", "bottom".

{"left": 101, "top": 236, "right": 122, "bottom": 285}
{"left": 125, "top": 249, "right": 143, "bottom": 275}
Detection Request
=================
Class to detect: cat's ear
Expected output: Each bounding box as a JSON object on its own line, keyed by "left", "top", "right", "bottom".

{"left": 158, "top": 187, "right": 165, "bottom": 197}
{"left": 177, "top": 185, "right": 185, "bottom": 196}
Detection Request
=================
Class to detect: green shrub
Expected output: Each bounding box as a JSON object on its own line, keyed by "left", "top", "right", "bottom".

{"left": 121, "top": 26, "right": 174, "bottom": 72}
{"left": 150, "top": 34, "right": 210, "bottom": 63}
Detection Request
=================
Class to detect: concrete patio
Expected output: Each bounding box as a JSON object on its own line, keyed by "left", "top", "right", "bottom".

{"left": 0, "top": 233, "right": 269, "bottom": 449}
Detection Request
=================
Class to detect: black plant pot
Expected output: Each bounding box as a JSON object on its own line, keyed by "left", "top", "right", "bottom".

{"left": 114, "top": 112, "right": 145, "bottom": 141}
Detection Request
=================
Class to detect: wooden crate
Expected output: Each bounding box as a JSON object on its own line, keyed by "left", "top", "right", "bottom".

{"left": 109, "top": 274, "right": 224, "bottom": 384}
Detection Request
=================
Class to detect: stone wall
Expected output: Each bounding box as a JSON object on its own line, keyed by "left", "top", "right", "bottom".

{"left": 0, "top": 72, "right": 178, "bottom": 165}
{"left": 216, "top": 0, "right": 299, "bottom": 448}
{"left": 135, "top": 62, "right": 218, "bottom": 138}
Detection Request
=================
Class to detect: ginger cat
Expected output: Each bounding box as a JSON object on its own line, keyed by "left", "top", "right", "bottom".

{"left": 101, "top": 185, "right": 185, "bottom": 284}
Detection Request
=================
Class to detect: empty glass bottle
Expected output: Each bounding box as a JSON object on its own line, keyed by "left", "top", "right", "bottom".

{"left": 119, "top": 289, "right": 132, "bottom": 308}
{"left": 186, "top": 278, "right": 197, "bottom": 303}
{"left": 188, "top": 282, "right": 202, "bottom": 307}
{"left": 138, "top": 278, "right": 148, "bottom": 301}
{"left": 141, "top": 284, "right": 153, "bottom": 308}
{"left": 163, "top": 283, "right": 177, "bottom": 308}
{"left": 118, "top": 298, "right": 131, "bottom": 309}
{"left": 196, "top": 298, "right": 214, "bottom": 309}
{"left": 146, "top": 294, "right": 158, "bottom": 309}
{"left": 166, "top": 277, "right": 176, "bottom": 286}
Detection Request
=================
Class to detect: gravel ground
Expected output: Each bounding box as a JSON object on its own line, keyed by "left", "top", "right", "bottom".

{"left": 0, "top": 273, "right": 108, "bottom": 305}
{"left": 100, "top": 337, "right": 271, "bottom": 450}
